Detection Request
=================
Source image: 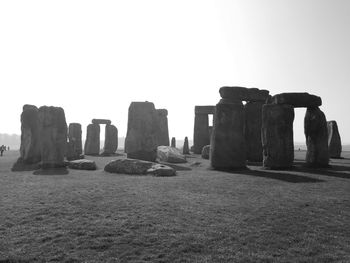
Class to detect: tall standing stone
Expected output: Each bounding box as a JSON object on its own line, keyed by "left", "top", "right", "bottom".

{"left": 67, "top": 123, "right": 83, "bottom": 161}
{"left": 262, "top": 104, "right": 294, "bottom": 169}
{"left": 211, "top": 96, "right": 246, "bottom": 169}
{"left": 156, "top": 109, "right": 170, "bottom": 146}
{"left": 84, "top": 123, "right": 100, "bottom": 155}
{"left": 171, "top": 137, "right": 176, "bottom": 148}
{"left": 38, "top": 106, "right": 67, "bottom": 168}
{"left": 245, "top": 101, "right": 264, "bottom": 162}
{"left": 125, "top": 102, "right": 158, "bottom": 161}
{"left": 103, "top": 124, "right": 118, "bottom": 155}
{"left": 327, "top": 121, "right": 342, "bottom": 158}
{"left": 183, "top": 137, "right": 189, "bottom": 154}
{"left": 193, "top": 106, "right": 215, "bottom": 154}
{"left": 304, "top": 107, "right": 329, "bottom": 167}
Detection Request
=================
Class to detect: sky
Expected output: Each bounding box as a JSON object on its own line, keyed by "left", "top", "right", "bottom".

{"left": 1, "top": 0, "right": 350, "bottom": 143}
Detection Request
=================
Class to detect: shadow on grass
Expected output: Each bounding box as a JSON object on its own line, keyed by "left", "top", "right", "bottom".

{"left": 292, "top": 165, "right": 350, "bottom": 180}
{"left": 33, "top": 168, "right": 69, "bottom": 175}
{"left": 157, "top": 162, "right": 192, "bottom": 171}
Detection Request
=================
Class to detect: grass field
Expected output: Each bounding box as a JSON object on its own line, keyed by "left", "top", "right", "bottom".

{"left": 0, "top": 150, "right": 349, "bottom": 262}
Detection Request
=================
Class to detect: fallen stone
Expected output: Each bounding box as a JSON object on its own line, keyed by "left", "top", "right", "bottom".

{"left": 201, "top": 145, "right": 210, "bottom": 159}
{"left": 271, "top": 93, "right": 322, "bottom": 108}
{"left": 92, "top": 119, "right": 111, "bottom": 125}
{"left": 157, "top": 146, "right": 187, "bottom": 163}
{"left": 68, "top": 159, "right": 97, "bottom": 170}
{"left": 146, "top": 164, "right": 176, "bottom": 177}
{"left": 327, "top": 121, "right": 342, "bottom": 158}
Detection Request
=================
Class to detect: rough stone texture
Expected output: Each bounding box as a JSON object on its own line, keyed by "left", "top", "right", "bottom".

{"left": 156, "top": 109, "right": 170, "bottom": 146}
{"left": 125, "top": 102, "right": 158, "bottom": 162}
{"left": 327, "top": 121, "right": 342, "bottom": 158}
{"left": 262, "top": 104, "right": 294, "bottom": 169}
{"left": 304, "top": 107, "right": 329, "bottom": 167}
{"left": 68, "top": 159, "right": 97, "bottom": 170}
{"left": 156, "top": 146, "right": 187, "bottom": 163}
{"left": 103, "top": 124, "right": 118, "bottom": 155}
{"left": 193, "top": 112, "right": 210, "bottom": 154}
{"left": 12, "top": 105, "right": 41, "bottom": 171}
{"left": 183, "top": 137, "right": 190, "bottom": 154}
{"left": 84, "top": 124, "right": 100, "bottom": 155}
{"left": 210, "top": 100, "right": 246, "bottom": 170}
{"left": 245, "top": 101, "right": 264, "bottom": 162}
{"left": 66, "top": 123, "right": 83, "bottom": 161}
{"left": 104, "top": 158, "right": 175, "bottom": 176}
{"left": 194, "top": 106, "right": 215, "bottom": 115}
{"left": 92, "top": 119, "right": 111, "bottom": 125}
{"left": 38, "top": 106, "right": 68, "bottom": 169}
{"left": 271, "top": 93, "right": 322, "bottom": 108}
{"left": 219, "top": 86, "right": 269, "bottom": 102}
{"left": 201, "top": 145, "right": 210, "bottom": 159}
{"left": 171, "top": 137, "right": 176, "bottom": 148}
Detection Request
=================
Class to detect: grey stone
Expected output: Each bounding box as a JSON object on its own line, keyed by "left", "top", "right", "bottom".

{"left": 262, "top": 104, "right": 294, "bottom": 169}
{"left": 194, "top": 105, "right": 215, "bottom": 115}
{"left": 66, "top": 123, "right": 83, "bottom": 161}
{"left": 103, "top": 124, "right": 118, "bottom": 155}
{"left": 271, "top": 93, "right": 322, "bottom": 108}
{"left": 92, "top": 119, "right": 111, "bottom": 125}
{"left": 327, "top": 121, "right": 342, "bottom": 158}
{"left": 193, "top": 109, "right": 210, "bottom": 154}
{"left": 201, "top": 145, "right": 210, "bottom": 159}
{"left": 146, "top": 164, "right": 176, "bottom": 177}
{"left": 219, "top": 86, "right": 269, "bottom": 102}
{"left": 183, "top": 137, "right": 190, "bottom": 154}
{"left": 156, "top": 109, "right": 170, "bottom": 146}
{"left": 171, "top": 137, "right": 176, "bottom": 148}
{"left": 84, "top": 123, "right": 100, "bottom": 155}
{"left": 157, "top": 146, "right": 187, "bottom": 163}
{"left": 68, "top": 159, "right": 97, "bottom": 170}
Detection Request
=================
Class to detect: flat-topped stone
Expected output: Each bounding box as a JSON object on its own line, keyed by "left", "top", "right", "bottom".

{"left": 92, "top": 119, "right": 111, "bottom": 125}
{"left": 195, "top": 106, "right": 216, "bottom": 115}
{"left": 219, "top": 86, "right": 269, "bottom": 102}
{"left": 271, "top": 93, "right": 322, "bottom": 108}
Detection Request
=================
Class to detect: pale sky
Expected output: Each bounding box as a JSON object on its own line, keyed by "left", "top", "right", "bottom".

{"left": 1, "top": 0, "right": 349, "bottom": 143}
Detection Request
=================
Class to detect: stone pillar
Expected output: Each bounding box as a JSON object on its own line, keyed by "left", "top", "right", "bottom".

{"left": 103, "top": 124, "right": 118, "bottom": 155}
{"left": 245, "top": 101, "right": 264, "bottom": 162}
{"left": 183, "top": 137, "right": 189, "bottom": 154}
{"left": 84, "top": 123, "right": 100, "bottom": 155}
{"left": 156, "top": 109, "right": 169, "bottom": 146}
{"left": 38, "top": 106, "right": 67, "bottom": 168}
{"left": 210, "top": 99, "right": 246, "bottom": 170}
{"left": 67, "top": 123, "right": 83, "bottom": 161}
{"left": 327, "top": 121, "right": 342, "bottom": 158}
{"left": 171, "top": 137, "right": 176, "bottom": 148}
{"left": 125, "top": 101, "right": 158, "bottom": 161}
{"left": 304, "top": 107, "right": 329, "bottom": 167}
{"left": 262, "top": 104, "right": 294, "bottom": 169}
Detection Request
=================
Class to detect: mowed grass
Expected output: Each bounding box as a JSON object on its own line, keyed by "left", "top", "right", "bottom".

{"left": 0, "top": 150, "right": 349, "bottom": 262}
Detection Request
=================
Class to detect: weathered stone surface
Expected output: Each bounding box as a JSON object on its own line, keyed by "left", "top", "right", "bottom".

{"left": 219, "top": 86, "right": 269, "bottom": 102}
{"left": 92, "top": 119, "right": 111, "bottom": 125}
{"left": 157, "top": 146, "right": 187, "bottom": 163}
{"left": 84, "top": 124, "right": 100, "bottom": 155}
{"left": 210, "top": 100, "right": 246, "bottom": 170}
{"left": 104, "top": 158, "right": 175, "bottom": 176}
{"left": 38, "top": 106, "right": 68, "bottom": 169}
{"left": 271, "top": 93, "right": 322, "bottom": 108}
{"left": 201, "top": 145, "right": 210, "bottom": 159}
{"left": 66, "top": 123, "right": 83, "bottom": 161}
{"left": 171, "top": 137, "right": 176, "bottom": 148}
{"left": 68, "top": 159, "right": 97, "bottom": 170}
{"left": 103, "top": 124, "right": 118, "bottom": 155}
{"left": 183, "top": 137, "right": 190, "bottom": 154}
{"left": 194, "top": 106, "right": 215, "bottom": 115}
{"left": 125, "top": 102, "right": 158, "bottom": 162}
{"left": 262, "top": 104, "right": 294, "bottom": 169}
{"left": 12, "top": 105, "right": 41, "bottom": 171}
{"left": 327, "top": 121, "right": 342, "bottom": 158}
{"left": 156, "top": 109, "right": 170, "bottom": 146}
{"left": 245, "top": 101, "right": 264, "bottom": 162}
{"left": 193, "top": 111, "right": 210, "bottom": 154}
{"left": 305, "top": 107, "right": 329, "bottom": 167}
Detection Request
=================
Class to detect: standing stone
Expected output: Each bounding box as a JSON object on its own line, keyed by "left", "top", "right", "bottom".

{"left": 38, "top": 106, "right": 67, "bottom": 169}
{"left": 12, "top": 105, "right": 41, "bottom": 171}
{"left": 66, "top": 123, "right": 83, "bottom": 161}
{"left": 262, "top": 104, "right": 294, "bottom": 169}
{"left": 327, "top": 121, "right": 342, "bottom": 158}
{"left": 125, "top": 101, "right": 158, "bottom": 161}
{"left": 156, "top": 109, "right": 170, "bottom": 146}
{"left": 210, "top": 99, "right": 246, "bottom": 170}
{"left": 103, "top": 124, "right": 118, "bottom": 155}
{"left": 304, "top": 107, "right": 329, "bottom": 167}
{"left": 245, "top": 101, "right": 264, "bottom": 162}
{"left": 84, "top": 123, "right": 100, "bottom": 155}
{"left": 193, "top": 106, "right": 213, "bottom": 154}
{"left": 183, "top": 137, "right": 190, "bottom": 154}
{"left": 171, "top": 137, "right": 176, "bottom": 148}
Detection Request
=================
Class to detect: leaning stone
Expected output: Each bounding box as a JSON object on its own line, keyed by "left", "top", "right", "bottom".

{"left": 92, "top": 119, "right": 111, "bottom": 125}
{"left": 262, "top": 104, "right": 294, "bottom": 169}
{"left": 38, "top": 106, "right": 67, "bottom": 169}
{"left": 125, "top": 102, "right": 158, "bottom": 161}
{"left": 183, "top": 137, "right": 190, "bottom": 154}
{"left": 327, "top": 121, "right": 342, "bottom": 158}
{"left": 68, "top": 159, "right": 97, "bottom": 170}
{"left": 271, "top": 93, "right": 322, "bottom": 108}
{"left": 157, "top": 146, "right": 187, "bottom": 163}
{"left": 66, "top": 123, "right": 83, "bottom": 161}
{"left": 201, "top": 145, "right": 210, "bottom": 159}
{"left": 305, "top": 107, "right": 329, "bottom": 167}
{"left": 84, "top": 124, "right": 100, "bottom": 155}
{"left": 156, "top": 109, "right": 170, "bottom": 146}
{"left": 146, "top": 164, "right": 176, "bottom": 177}
{"left": 103, "top": 124, "right": 118, "bottom": 155}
